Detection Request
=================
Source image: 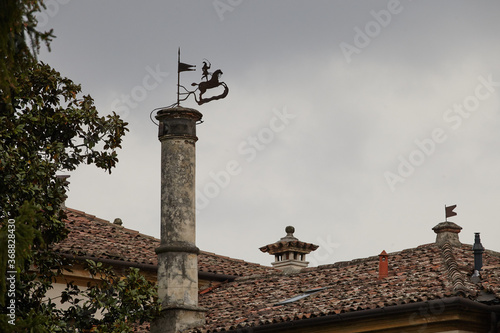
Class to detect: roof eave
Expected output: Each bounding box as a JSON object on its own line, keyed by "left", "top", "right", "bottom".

{"left": 59, "top": 253, "right": 239, "bottom": 282}
{"left": 221, "top": 297, "right": 500, "bottom": 333}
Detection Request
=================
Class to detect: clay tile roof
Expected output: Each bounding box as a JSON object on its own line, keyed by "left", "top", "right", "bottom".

{"left": 53, "top": 208, "right": 275, "bottom": 277}
{"left": 53, "top": 208, "right": 500, "bottom": 331}
{"left": 190, "top": 243, "right": 500, "bottom": 332}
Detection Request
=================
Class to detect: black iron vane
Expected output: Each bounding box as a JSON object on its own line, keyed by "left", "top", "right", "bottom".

{"left": 176, "top": 48, "right": 229, "bottom": 106}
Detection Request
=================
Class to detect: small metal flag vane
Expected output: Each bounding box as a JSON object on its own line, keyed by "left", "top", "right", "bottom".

{"left": 176, "top": 48, "right": 229, "bottom": 106}
{"left": 445, "top": 204, "right": 457, "bottom": 221}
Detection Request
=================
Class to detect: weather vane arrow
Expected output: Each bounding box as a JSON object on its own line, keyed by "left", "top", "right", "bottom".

{"left": 176, "top": 48, "right": 229, "bottom": 107}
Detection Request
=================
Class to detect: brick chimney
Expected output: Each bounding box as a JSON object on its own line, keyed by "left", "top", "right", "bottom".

{"left": 432, "top": 221, "right": 462, "bottom": 247}
{"left": 259, "top": 226, "right": 318, "bottom": 273}
{"left": 378, "top": 250, "right": 388, "bottom": 279}
{"left": 150, "top": 106, "right": 206, "bottom": 333}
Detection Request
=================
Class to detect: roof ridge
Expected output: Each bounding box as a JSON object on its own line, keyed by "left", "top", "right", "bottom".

{"left": 338, "top": 243, "right": 439, "bottom": 266}
{"left": 66, "top": 209, "right": 273, "bottom": 259}
{"left": 305, "top": 243, "right": 440, "bottom": 272}
{"left": 65, "top": 207, "right": 103, "bottom": 223}
{"left": 199, "top": 250, "right": 273, "bottom": 268}
{"left": 62, "top": 207, "right": 276, "bottom": 277}
{"left": 439, "top": 242, "right": 469, "bottom": 296}
{"left": 485, "top": 248, "right": 500, "bottom": 257}
{"left": 64, "top": 207, "right": 159, "bottom": 241}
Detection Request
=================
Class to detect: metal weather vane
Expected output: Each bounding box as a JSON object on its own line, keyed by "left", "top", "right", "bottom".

{"left": 445, "top": 204, "right": 457, "bottom": 221}
{"left": 176, "top": 48, "right": 229, "bottom": 106}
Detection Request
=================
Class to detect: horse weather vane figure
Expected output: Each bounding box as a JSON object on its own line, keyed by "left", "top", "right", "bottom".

{"left": 176, "top": 48, "right": 229, "bottom": 106}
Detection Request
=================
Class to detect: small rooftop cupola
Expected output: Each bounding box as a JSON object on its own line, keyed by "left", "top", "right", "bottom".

{"left": 259, "top": 226, "right": 318, "bottom": 273}
{"left": 432, "top": 221, "right": 462, "bottom": 247}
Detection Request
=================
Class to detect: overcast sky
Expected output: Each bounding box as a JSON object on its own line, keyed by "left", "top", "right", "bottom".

{"left": 39, "top": 1, "right": 500, "bottom": 266}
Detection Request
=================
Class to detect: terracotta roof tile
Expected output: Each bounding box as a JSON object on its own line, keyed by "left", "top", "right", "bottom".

{"left": 54, "top": 208, "right": 275, "bottom": 277}
{"left": 191, "top": 243, "right": 500, "bottom": 332}
{"left": 54, "top": 208, "right": 500, "bottom": 332}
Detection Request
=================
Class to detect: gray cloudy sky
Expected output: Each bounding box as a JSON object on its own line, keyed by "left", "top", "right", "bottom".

{"left": 39, "top": 1, "right": 500, "bottom": 266}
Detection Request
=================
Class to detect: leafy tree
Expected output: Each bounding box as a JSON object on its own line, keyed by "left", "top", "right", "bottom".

{"left": 0, "top": 0, "right": 53, "bottom": 100}
{"left": 0, "top": 1, "right": 160, "bottom": 331}
{"left": 60, "top": 261, "right": 160, "bottom": 333}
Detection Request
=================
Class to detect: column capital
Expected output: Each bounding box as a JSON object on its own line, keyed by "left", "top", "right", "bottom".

{"left": 156, "top": 106, "right": 203, "bottom": 139}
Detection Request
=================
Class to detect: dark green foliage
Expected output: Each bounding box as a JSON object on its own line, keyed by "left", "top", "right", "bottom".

{"left": 60, "top": 261, "right": 160, "bottom": 332}
{"left": 0, "top": 0, "right": 160, "bottom": 331}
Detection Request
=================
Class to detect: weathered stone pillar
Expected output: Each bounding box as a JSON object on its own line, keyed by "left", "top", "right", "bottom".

{"left": 151, "top": 106, "right": 206, "bottom": 333}
{"left": 432, "top": 221, "right": 462, "bottom": 247}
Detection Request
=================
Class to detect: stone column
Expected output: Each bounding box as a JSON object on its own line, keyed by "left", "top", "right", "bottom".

{"left": 151, "top": 106, "right": 206, "bottom": 333}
